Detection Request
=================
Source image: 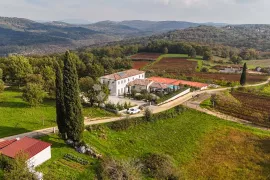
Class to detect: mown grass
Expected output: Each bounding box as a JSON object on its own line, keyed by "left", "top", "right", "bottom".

{"left": 37, "top": 109, "right": 270, "bottom": 179}
{"left": 0, "top": 88, "right": 115, "bottom": 138}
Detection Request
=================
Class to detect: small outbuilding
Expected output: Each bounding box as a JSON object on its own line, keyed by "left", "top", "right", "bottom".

{"left": 0, "top": 137, "right": 51, "bottom": 168}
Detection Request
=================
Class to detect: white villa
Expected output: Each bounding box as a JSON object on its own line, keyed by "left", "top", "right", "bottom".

{"left": 100, "top": 69, "right": 145, "bottom": 96}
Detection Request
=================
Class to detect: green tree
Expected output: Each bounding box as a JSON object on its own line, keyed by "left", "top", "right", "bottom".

{"left": 79, "top": 77, "right": 109, "bottom": 106}
{"left": 240, "top": 63, "right": 247, "bottom": 86}
{"left": 3, "top": 152, "right": 37, "bottom": 180}
{"left": 8, "top": 56, "right": 33, "bottom": 87}
{"left": 188, "top": 48, "right": 196, "bottom": 58}
{"left": 55, "top": 62, "right": 66, "bottom": 137}
{"left": 22, "top": 83, "right": 47, "bottom": 106}
{"left": 63, "top": 51, "right": 84, "bottom": 142}
{"left": 163, "top": 47, "right": 168, "bottom": 54}
{"left": 25, "top": 74, "right": 44, "bottom": 86}
{"left": 41, "top": 66, "right": 56, "bottom": 97}
{"left": 203, "top": 50, "right": 213, "bottom": 61}
{"left": 230, "top": 56, "right": 242, "bottom": 64}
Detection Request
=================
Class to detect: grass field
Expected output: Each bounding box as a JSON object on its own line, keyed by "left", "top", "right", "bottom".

{"left": 37, "top": 109, "right": 270, "bottom": 179}
{"left": 244, "top": 59, "right": 270, "bottom": 69}
{"left": 0, "top": 88, "right": 115, "bottom": 138}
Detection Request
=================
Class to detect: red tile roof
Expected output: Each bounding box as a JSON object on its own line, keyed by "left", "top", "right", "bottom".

{"left": 148, "top": 77, "right": 208, "bottom": 88}
{"left": 101, "top": 69, "right": 144, "bottom": 81}
{"left": 0, "top": 139, "right": 17, "bottom": 149}
{"left": 0, "top": 137, "right": 51, "bottom": 159}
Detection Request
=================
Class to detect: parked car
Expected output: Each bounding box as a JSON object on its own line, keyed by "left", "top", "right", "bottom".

{"left": 127, "top": 108, "right": 141, "bottom": 114}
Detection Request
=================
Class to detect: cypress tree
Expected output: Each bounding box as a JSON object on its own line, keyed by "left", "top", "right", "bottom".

{"left": 240, "top": 63, "right": 247, "bottom": 86}
{"left": 63, "top": 51, "right": 84, "bottom": 142}
{"left": 55, "top": 62, "right": 66, "bottom": 137}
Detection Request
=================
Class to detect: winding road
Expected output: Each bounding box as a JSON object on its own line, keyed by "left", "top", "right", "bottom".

{"left": 0, "top": 78, "right": 269, "bottom": 142}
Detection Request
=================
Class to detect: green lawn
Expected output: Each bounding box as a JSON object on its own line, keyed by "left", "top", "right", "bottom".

{"left": 37, "top": 109, "right": 270, "bottom": 179}
{"left": 0, "top": 88, "right": 115, "bottom": 138}
{"left": 244, "top": 59, "right": 270, "bottom": 69}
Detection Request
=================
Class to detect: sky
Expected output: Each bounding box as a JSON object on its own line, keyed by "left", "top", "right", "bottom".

{"left": 0, "top": 0, "right": 269, "bottom": 24}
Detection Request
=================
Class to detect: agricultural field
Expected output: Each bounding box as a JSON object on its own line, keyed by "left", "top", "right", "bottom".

{"left": 148, "top": 57, "right": 198, "bottom": 74}
{"left": 36, "top": 109, "right": 270, "bottom": 179}
{"left": 205, "top": 88, "right": 270, "bottom": 127}
{"left": 0, "top": 88, "right": 115, "bottom": 138}
{"left": 132, "top": 61, "right": 149, "bottom": 70}
{"left": 130, "top": 53, "right": 161, "bottom": 61}
{"left": 185, "top": 72, "right": 268, "bottom": 84}
{"left": 244, "top": 59, "right": 270, "bottom": 69}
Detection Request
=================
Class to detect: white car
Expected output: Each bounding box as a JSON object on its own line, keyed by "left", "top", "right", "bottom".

{"left": 127, "top": 108, "right": 141, "bottom": 114}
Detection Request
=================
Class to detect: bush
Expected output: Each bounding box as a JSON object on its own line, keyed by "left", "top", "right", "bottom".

{"left": 141, "top": 153, "right": 178, "bottom": 179}
{"left": 144, "top": 108, "right": 153, "bottom": 122}
{"left": 109, "top": 116, "right": 133, "bottom": 131}
{"left": 201, "top": 67, "right": 209, "bottom": 72}
{"left": 0, "top": 155, "right": 12, "bottom": 170}
{"left": 99, "top": 157, "right": 142, "bottom": 180}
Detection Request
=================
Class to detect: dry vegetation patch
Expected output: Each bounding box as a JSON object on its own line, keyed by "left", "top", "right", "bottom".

{"left": 184, "top": 128, "right": 270, "bottom": 180}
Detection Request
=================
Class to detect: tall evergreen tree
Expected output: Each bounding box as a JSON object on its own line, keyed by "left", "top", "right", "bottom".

{"left": 55, "top": 62, "right": 66, "bottom": 137}
{"left": 240, "top": 63, "right": 247, "bottom": 86}
{"left": 63, "top": 51, "right": 84, "bottom": 142}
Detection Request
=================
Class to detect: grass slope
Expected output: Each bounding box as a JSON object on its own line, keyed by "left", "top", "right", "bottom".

{"left": 37, "top": 109, "right": 270, "bottom": 179}
{"left": 0, "top": 88, "right": 115, "bottom": 138}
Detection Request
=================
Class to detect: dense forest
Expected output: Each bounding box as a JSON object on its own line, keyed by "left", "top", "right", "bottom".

{"left": 157, "top": 25, "right": 270, "bottom": 53}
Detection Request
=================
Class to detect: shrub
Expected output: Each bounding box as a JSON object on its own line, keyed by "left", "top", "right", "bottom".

{"left": 99, "top": 157, "right": 142, "bottom": 180}
{"left": 0, "top": 155, "right": 12, "bottom": 170}
{"left": 144, "top": 108, "right": 153, "bottom": 122}
{"left": 141, "top": 153, "right": 178, "bottom": 179}
{"left": 109, "top": 116, "right": 133, "bottom": 131}
{"left": 201, "top": 67, "right": 209, "bottom": 72}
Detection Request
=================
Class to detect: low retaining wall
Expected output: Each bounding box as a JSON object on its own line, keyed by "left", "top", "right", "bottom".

{"left": 158, "top": 88, "right": 191, "bottom": 106}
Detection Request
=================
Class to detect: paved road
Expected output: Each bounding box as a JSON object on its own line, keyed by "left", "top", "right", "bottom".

{"left": 0, "top": 78, "right": 269, "bottom": 142}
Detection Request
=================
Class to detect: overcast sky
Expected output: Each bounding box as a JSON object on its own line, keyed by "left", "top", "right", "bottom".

{"left": 0, "top": 0, "right": 269, "bottom": 24}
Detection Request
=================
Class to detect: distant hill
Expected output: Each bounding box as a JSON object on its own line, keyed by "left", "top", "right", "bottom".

{"left": 156, "top": 25, "right": 270, "bottom": 51}
{"left": 0, "top": 17, "right": 120, "bottom": 55}
{"left": 1, "top": 16, "right": 269, "bottom": 55}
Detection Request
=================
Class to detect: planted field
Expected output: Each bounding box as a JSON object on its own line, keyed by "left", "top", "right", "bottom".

{"left": 37, "top": 109, "right": 270, "bottom": 179}
{"left": 132, "top": 61, "right": 149, "bottom": 70}
{"left": 186, "top": 72, "right": 268, "bottom": 83}
{"left": 214, "top": 91, "right": 270, "bottom": 127}
{"left": 130, "top": 53, "right": 161, "bottom": 61}
{"left": 149, "top": 57, "right": 198, "bottom": 74}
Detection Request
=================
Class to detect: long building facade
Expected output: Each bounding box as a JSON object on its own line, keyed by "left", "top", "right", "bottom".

{"left": 100, "top": 69, "right": 145, "bottom": 96}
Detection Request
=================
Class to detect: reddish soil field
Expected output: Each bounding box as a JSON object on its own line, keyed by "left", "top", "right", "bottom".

{"left": 185, "top": 72, "right": 267, "bottom": 83}
{"left": 149, "top": 58, "right": 197, "bottom": 73}
{"left": 216, "top": 91, "right": 270, "bottom": 127}
{"left": 130, "top": 53, "right": 161, "bottom": 61}
{"left": 132, "top": 61, "right": 149, "bottom": 70}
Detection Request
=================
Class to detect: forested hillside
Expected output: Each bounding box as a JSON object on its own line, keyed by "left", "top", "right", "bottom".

{"left": 158, "top": 25, "right": 270, "bottom": 51}
{"left": 1, "top": 16, "right": 270, "bottom": 56}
